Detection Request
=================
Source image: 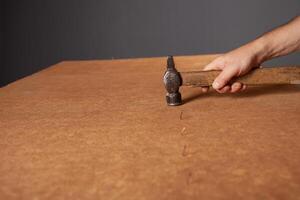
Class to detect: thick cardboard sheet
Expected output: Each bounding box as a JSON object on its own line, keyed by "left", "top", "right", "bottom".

{"left": 0, "top": 55, "right": 300, "bottom": 199}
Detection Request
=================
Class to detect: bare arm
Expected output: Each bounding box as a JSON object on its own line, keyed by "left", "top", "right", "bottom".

{"left": 204, "top": 16, "right": 300, "bottom": 93}
{"left": 256, "top": 16, "right": 300, "bottom": 62}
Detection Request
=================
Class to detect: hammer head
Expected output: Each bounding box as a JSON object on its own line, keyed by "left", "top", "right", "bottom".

{"left": 163, "top": 56, "right": 182, "bottom": 106}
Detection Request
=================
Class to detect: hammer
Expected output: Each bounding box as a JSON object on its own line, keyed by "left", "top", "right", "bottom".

{"left": 163, "top": 56, "right": 300, "bottom": 106}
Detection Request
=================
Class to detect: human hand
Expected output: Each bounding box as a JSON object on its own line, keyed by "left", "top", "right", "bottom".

{"left": 201, "top": 16, "right": 300, "bottom": 94}
{"left": 202, "top": 44, "right": 262, "bottom": 93}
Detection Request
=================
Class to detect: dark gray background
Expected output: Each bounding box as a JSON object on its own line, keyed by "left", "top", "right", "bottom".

{"left": 1, "top": 0, "right": 300, "bottom": 87}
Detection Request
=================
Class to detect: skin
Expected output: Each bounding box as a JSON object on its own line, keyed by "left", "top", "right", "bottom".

{"left": 203, "top": 16, "right": 300, "bottom": 93}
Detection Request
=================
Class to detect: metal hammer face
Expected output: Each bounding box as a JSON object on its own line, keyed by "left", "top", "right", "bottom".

{"left": 163, "top": 56, "right": 182, "bottom": 106}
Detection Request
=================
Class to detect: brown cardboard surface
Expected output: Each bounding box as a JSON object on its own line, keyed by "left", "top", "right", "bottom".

{"left": 0, "top": 55, "right": 300, "bottom": 200}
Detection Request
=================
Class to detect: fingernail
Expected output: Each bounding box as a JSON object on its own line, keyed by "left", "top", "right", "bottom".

{"left": 213, "top": 81, "right": 221, "bottom": 89}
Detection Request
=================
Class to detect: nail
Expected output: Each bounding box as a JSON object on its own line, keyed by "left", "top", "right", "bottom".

{"left": 212, "top": 81, "right": 221, "bottom": 89}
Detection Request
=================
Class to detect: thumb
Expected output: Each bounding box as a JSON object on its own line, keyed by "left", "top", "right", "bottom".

{"left": 203, "top": 58, "right": 223, "bottom": 71}
{"left": 212, "top": 67, "right": 238, "bottom": 90}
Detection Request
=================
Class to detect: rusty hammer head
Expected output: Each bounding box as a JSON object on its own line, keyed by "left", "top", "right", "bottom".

{"left": 163, "top": 56, "right": 182, "bottom": 106}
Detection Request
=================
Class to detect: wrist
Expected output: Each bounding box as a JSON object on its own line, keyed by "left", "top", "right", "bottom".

{"left": 248, "top": 37, "right": 270, "bottom": 65}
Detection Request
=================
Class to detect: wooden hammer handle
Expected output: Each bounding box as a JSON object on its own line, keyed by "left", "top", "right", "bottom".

{"left": 181, "top": 66, "right": 300, "bottom": 87}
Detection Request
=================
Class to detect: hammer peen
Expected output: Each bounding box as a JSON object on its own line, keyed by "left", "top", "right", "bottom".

{"left": 163, "top": 56, "right": 300, "bottom": 106}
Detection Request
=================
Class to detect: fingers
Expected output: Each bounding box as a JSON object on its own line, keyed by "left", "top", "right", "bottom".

{"left": 230, "top": 82, "right": 243, "bottom": 93}
{"left": 230, "top": 82, "right": 247, "bottom": 93}
{"left": 201, "top": 87, "right": 209, "bottom": 93}
{"left": 212, "top": 67, "right": 237, "bottom": 90}
{"left": 199, "top": 81, "right": 247, "bottom": 94}
{"left": 202, "top": 56, "right": 249, "bottom": 94}
{"left": 216, "top": 85, "right": 231, "bottom": 93}
{"left": 241, "top": 84, "right": 247, "bottom": 91}
{"left": 216, "top": 82, "right": 247, "bottom": 93}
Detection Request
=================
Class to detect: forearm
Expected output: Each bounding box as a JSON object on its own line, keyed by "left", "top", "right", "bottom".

{"left": 204, "top": 16, "right": 300, "bottom": 93}
{"left": 249, "top": 16, "right": 300, "bottom": 63}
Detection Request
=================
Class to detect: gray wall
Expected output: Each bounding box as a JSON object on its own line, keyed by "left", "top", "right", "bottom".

{"left": 1, "top": 0, "right": 300, "bottom": 87}
{"left": 1, "top": 0, "right": 4, "bottom": 84}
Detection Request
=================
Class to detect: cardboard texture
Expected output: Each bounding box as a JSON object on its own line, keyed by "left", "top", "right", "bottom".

{"left": 0, "top": 55, "right": 300, "bottom": 200}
